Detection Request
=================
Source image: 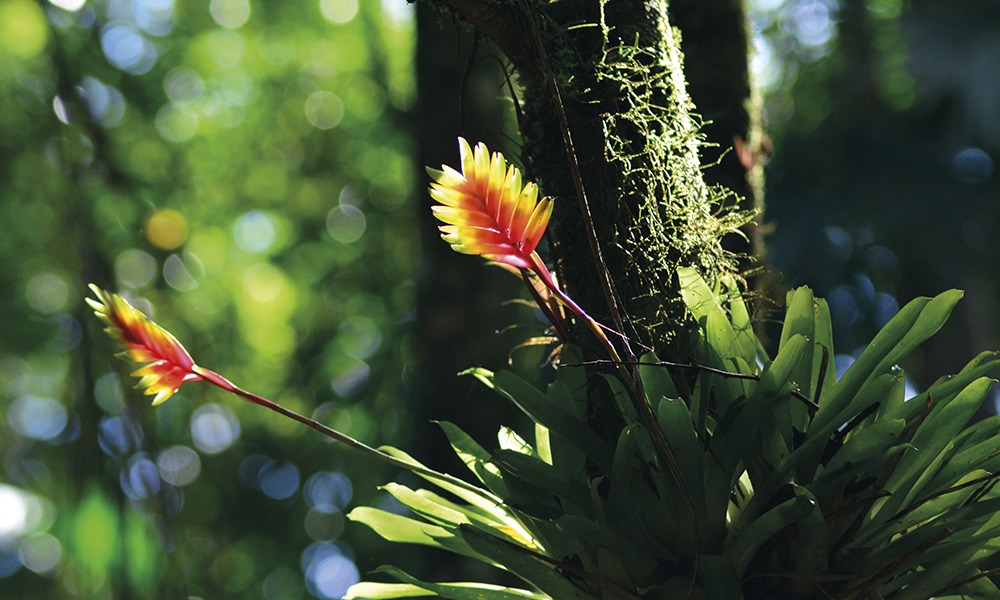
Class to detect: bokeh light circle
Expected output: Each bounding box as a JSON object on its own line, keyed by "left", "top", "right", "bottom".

{"left": 303, "top": 543, "right": 358, "bottom": 600}
{"left": 954, "top": 147, "right": 993, "bottom": 184}
{"left": 123, "top": 454, "right": 161, "bottom": 499}
{"left": 259, "top": 461, "right": 300, "bottom": 500}
{"left": 158, "top": 445, "right": 202, "bottom": 486}
{"left": 164, "top": 67, "right": 205, "bottom": 104}
{"left": 239, "top": 454, "right": 271, "bottom": 489}
{"left": 190, "top": 404, "right": 240, "bottom": 454}
{"left": 304, "top": 509, "right": 345, "bottom": 541}
{"left": 101, "top": 22, "right": 158, "bottom": 74}
{"left": 94, "top": 373, "right": 127, "bottom": 414}
{"left": 25, "top": 273, "right": 71, "bottom": 314}
{"left": 303, "top": 471, "right": 352, "bottom": 512}
{"left": 331, "top": 361, "right": 369, "bottom": 398}
{"left": 98, "top": 415, "right": 144, "bottom": 456}
{"left": 263, "top": 566, "right": 302, "bottom": 600}
{"left": 304, "top": 91, "right": 344, "bottom": 130}
{"left": 0, "top": 0, "right": 50, "bottom": 58}
{"left": 18, "top": 533, "right": 61, "bottom": 574}
{"left": 8, "top": 397, "right": 68, "bottom": 441}
{"left": 326, "top": 205, "right": 365, "bottom": 243}
{"left": 146, "top": 209, "right": 190, "bottom": 250}
{"left": 233, "top": 210, "right": 277, "bottom": 253}
{"left": 319, "top": 0, "right": 357, "bottom": 24}
{"left": 210, "top": 0, "right": 250, "bottom": 29}
{"left": 155, "top": 104, "right": 198, "bottom": 143}
{"left": 115, "top": 249, "right": 157, "bottom": 288}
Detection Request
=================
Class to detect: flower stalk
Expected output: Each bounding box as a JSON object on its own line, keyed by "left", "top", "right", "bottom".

{"left": 87, "top": 285, "right": 489, "bottom": 497}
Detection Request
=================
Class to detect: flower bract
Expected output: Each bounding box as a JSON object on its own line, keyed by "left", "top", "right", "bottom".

{"left": 429, "top": 138, "right": 554, "bottom": 276}
{"left": 87, "top": 285, "right": 230, "bottom": 404}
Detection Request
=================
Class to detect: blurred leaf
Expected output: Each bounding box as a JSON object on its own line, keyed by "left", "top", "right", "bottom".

{"left": 72, "top": 484, "right": 121, "bottom": 577}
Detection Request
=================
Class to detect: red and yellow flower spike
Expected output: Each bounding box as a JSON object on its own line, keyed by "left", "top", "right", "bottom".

{"left": 429, "top": 138, "right": 622, "bottom": 364}
{"left": 429, "top": 138, "right": 556, "bottom": 285}
{"left": 87, "top": 285, "right": 235, "bottom": 404}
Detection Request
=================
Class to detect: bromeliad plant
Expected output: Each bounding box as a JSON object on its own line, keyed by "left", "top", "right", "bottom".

{"left": 91, "top": 139, "right": 1000, "bottom": 600}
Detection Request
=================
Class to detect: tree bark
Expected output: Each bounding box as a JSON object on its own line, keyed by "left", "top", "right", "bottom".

{"left": 431, "top": 0, "right": 751, "bottom": 361}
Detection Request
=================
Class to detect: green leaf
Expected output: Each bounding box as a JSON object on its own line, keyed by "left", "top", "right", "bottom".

{"left": 413, "top": 489, "right": 513, "bottom": 530}
{"left": 657, "top": 397, "right": 709, "bottom": 528}
{"left": 498, "top": 427, "right": 537, "bottom": 456}
{"left": 638, "top": 353, "right": 679, "bottom": 410}
{"left": 609, "top": 426, "right": 638, "bottom": 512}
{"left": 488, "top": 370, "right": 615, "bottom": 472}
{"left": 940, "top": 569, "right": 1000, "bottom": 600}
{"left": 555, "top": 514, "right": 664, "bottom": 581}
{"left": 811, "top": 297, "right": 836, "bottom": 405}
{"left": 779, "top": 287, "right": 817, "bottom": 431}
{"left": 680, "top": 268, "right": 748, "bottom": 414}
{"left": 929, "top": 434, "right": 1000, "bottom": 493}
{"left": 812, "top": 290, "right": 962, "bottom": 437}
{"left": 679, "top": 267, "right": 737, "bottom": 359}
{"left": 552, "top": 346, "right": 589, "bottom": 411}
{"left": 727, "top": 487, "right": 816, "bottom": 577}
{"left": 535, "top": 423, "right": 552, "bottom": 465}
{"left": 493, "top": 449, "right": 594, "bottom": 518}
{"left": 459, "top": 525, "right": 603, "bottom": 600}
{"left": 383, "top": 482, "right": 472, "bottom": 528}
{"left": 347, "top": 507, "right": 480, "bottom": 560}
{"left": 721, "top": 276, "right": 757, "bottom": 366}
{"left": 822, "top": 417, "right": 907, "bottom": 475}
{"left": 850, "top": 497, "right": 1000, "bottom": 561}
{"left": 807, "top": 444, "right": 904, "bottom": 499}
{"left": 876, "top": 377, "right": 995, "bottom": 522}
{"left": 951, "top": 414, "right": 1000, "bottom": 455}
{"left": 718, "top": 334, "right": 807, "bottom": 477}
{"left": 856, "top": 367, "right": 905, "bottom": 432}
{"left": 698, "top": 554, "right": 744, "bottom": 600}
{"left": 603, "top": 426, "right": 682, "bottom": 555}
{"left": 437, "top": 421, "right": 509, "bottom": 497}
{"left": 873, "top": 352, "right": 1000, "bottom": 437}
{"left": 891, "top": 541, "right": 990, "bottom": 600}
{"left": 787, "top": 488, "right": 830, "bottom": 595}
{"left": 858, "top": 469, "right": 991, "bottom": 550}
{"left": 729, "top": 372, "right": 896, "bottom": 537}
{"left": 355, "top": 565, "right": 548, "bottom": 600}
{"left": 376, "top": 447, "right": 510, "bottom": 523}
{"left": 345, "top": 582, "right": 432, "bottom": 599}
{"left": 886, "top": 377, "right": 994, "bottom": 508}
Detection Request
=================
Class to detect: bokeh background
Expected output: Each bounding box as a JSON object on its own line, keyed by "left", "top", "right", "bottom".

{"left": 0, "top": 0, "right": 997, "bottom": 598}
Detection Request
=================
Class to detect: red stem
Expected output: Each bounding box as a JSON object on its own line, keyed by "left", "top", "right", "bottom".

{"left": 197, "top": 375, "right": 491, "bottom": 498}
{"left": 526, "top": 253, "right": 625, "bottom": 368}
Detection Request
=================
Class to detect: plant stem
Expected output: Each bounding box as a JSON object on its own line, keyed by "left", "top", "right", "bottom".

{"left": 210, "top": 381, "right": 492, "bottom": 499}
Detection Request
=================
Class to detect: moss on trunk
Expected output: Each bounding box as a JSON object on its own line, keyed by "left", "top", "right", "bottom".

{"left": 433, "top": 0, "right": 753, "bottom": 360}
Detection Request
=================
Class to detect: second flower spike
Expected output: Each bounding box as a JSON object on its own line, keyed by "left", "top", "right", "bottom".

{"left": 87, "top": 285, "right": 236, "bottom": 405}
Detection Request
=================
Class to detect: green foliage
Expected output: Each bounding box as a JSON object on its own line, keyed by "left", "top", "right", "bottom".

{"left": 351, "top": 268, "right": 1000, "bottom": 599}
{"left": 0, "top": 1, "right": 419, "bottom": 597}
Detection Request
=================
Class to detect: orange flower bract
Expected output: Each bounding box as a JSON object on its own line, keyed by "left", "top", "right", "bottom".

{"left": 87, "top": 285, "right": 233, "bottom": 405}
{"left": 428, "top": 139, "right": 624, "bottom": 367}
{"left": 429, "top": 138, "right": 554, "bottom": 277}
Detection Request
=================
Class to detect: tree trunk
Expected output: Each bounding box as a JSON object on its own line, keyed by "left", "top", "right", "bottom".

{"left": 433, "top": 0, "right": 753, "bottom": 362}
